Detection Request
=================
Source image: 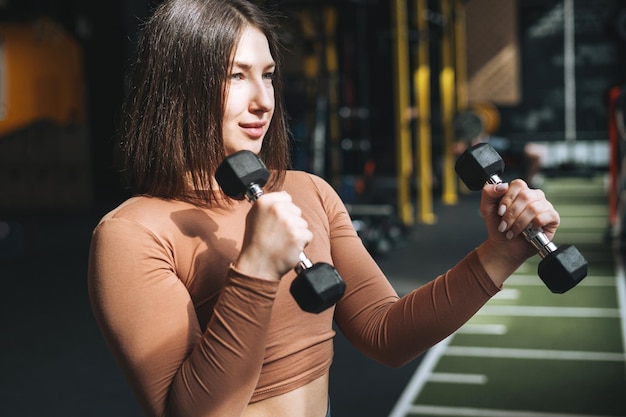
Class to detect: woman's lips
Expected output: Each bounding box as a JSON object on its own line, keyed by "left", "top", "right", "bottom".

{"left": 240, "top": 122, "right": 266, "bottom": 139}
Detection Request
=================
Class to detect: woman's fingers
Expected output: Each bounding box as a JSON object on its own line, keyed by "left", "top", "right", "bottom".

{"left": 493, "top": 179, "right": 559, "bottom": 240}
{"left": 237, "top": 192, "right": 313, "bottom": 279}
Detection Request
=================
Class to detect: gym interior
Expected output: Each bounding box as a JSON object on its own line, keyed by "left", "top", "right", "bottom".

{"left": 1, "top": 0, "right": 625, "bottom": 416}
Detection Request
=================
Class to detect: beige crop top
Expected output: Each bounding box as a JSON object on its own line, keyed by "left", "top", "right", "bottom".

{"left": 88, "top": 170, "right": 499, "bottom": 417}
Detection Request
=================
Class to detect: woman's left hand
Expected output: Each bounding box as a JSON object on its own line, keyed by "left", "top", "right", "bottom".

{"left": 478, "top": 179, "right": 560, "bottom": 279}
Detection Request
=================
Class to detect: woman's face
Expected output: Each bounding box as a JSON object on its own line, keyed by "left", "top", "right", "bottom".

{"left": 222, "top": 26, "right": 276, "bottom": 156}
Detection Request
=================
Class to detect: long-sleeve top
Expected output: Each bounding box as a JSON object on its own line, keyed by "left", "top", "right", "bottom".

{"left": 88, "top": 170, "right": 500, "bottom": 417}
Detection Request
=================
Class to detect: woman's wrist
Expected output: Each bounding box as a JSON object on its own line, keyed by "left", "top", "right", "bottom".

{"left": 475, "top": 240, "right": 527, "bottom": 287}
{"left": 233, "top": 252, "right": 283, "bottom": 282}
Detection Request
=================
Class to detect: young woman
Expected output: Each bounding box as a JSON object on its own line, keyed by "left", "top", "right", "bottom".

{"left": 88, "top": 1, "right": 560, "bottom": 416}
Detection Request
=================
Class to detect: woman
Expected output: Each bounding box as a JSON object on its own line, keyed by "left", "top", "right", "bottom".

{"left": 88, "top": 1, "right": 560, "bottom": 416}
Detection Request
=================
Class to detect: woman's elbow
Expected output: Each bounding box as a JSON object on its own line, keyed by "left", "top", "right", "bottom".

{"left": 368, "top": 349, "right": 425, "bottom": 369}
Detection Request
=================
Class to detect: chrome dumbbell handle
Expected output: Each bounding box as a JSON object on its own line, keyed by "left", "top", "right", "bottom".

{"left": 245, "top": 183, "right": 265, "bottom": 203}
{"left": 296, "top": 252, "right": 314, "bottom": 273}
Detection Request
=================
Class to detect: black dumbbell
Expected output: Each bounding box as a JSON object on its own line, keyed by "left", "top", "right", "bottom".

{"left": 455, "top": 143, "right": 588, "bottom": 293}
{"left": 215, "top": 150, "right": 346, "bottom": 313}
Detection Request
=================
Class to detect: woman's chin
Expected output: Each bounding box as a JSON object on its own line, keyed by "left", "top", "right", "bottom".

{"left": 225, "top": 144, "right": 263, "bottom": 156}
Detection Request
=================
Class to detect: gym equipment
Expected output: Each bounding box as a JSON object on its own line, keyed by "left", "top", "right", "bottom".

{"left": 455, "top": 143, "right": 588, "bottom": 293}
{"left": 215, "top": 150, "right": 346, "bottom": 313}
{"left": 0, "top": 18, "right": 92, "bottom": 211}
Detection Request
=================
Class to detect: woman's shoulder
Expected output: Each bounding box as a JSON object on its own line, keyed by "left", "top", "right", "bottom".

{"left": 101, "top": 195, "right": 183, "bottom": 218}
{"left": 95, "top": 196, "right": 193, "bottom": 233}
{"left": 283, "top": 170, "right": 345, "bottom": 212}
{"left": 283, "top": 170, "right": 333, "bottom": 194}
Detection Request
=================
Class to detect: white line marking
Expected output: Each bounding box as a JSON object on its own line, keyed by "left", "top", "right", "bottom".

{"left": 506, "top": 275, "right": 615, "bottom": 287}
{"left": 387, "top": 301, "right": 622, "bottom": 417}
{"left": 427, "top": 372, "right": 487, "bottom": 384}
{"left": 457, "top": 324, "right": 507, "bottom": 335}
{"left": 387, "top": 336, "right": 452, "bottom": 417}
{"left": 493, "top": 289, "right": 520, "bottom": 300}
{"left": 476, "top": 305, "right": 619, "bottom": 318}
{"left": 406, "top": 404, "right": 614, "bottom": 417}
{"left": 444, "top": 346, "right": 625, "bottom": 362}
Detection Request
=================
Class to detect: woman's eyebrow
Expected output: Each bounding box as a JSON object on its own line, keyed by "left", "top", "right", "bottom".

{"left": 232, "top": 61, "right": 276, "bottom": 70}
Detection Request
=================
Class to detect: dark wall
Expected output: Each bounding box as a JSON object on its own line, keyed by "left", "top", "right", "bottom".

{"left": 1, "top": 0, "right": 154, "bottom": 204}
{"left": 499, "top": 0, "right": 626, "bottom": 142}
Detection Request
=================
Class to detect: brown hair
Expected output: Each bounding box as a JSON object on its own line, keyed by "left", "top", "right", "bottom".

{"left": 118, "top": 0, "right": 290, "bottom": 204}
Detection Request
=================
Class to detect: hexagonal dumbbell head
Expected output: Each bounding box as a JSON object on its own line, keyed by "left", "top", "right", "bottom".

{"left": 215, "top": 151, "right": 270, "bottom": 200}
{"left": 290, "top": 263, "right": 347, "bottom": 313}
{"left": 537, "top": 245, "right": 588, "bottom": 294}
{"left": 455, "top": 142, "right": 505, "bottom": 190}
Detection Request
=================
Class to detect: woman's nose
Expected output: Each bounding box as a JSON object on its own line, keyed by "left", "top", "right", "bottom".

{"left": 249, "top": 79, "right": 274, "bottom": 112}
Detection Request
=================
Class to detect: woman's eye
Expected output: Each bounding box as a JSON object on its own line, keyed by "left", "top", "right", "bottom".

{"left": 231, "top": 73, "right": 244, "bottom": 80}
{"left": 263, "top": 72, "right": 275, "bottom": 81}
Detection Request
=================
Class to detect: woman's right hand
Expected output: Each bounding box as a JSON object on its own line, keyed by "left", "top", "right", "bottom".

{"left": 234, "top": 191, "right": 313, "bottom": 281}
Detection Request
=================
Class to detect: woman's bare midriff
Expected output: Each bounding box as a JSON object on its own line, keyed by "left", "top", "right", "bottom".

{"left": 242, "top": 373, "right": 329, "bottom": 417}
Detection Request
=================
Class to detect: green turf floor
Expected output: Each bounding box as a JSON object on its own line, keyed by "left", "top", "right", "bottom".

{"left": 389, "top": 174, "right": 626, "bottom": 417}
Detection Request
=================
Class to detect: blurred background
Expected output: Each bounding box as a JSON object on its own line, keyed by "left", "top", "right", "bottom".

{"left": 1, "top": 0, "right": 625, "bottom": 416}
{"left": 1, "top": 0, "right": 624, "bottom": 214}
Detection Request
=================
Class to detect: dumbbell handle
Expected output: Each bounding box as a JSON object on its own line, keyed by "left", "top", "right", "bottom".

{"left": 486, "top": 173, "right": 557, "bottom": 258}
{"left": 243, "top": 182, "right": 316, "bottom": 272}
{"left": 245, "top": 183, "right": 264, "bottom": 202}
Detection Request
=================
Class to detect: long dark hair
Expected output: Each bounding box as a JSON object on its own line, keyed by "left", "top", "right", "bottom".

{"left": 118, "top": 0, "right": 290, "bottom": 204}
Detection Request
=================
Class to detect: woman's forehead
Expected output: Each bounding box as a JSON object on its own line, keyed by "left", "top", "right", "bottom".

{"left": 232, "top": 26, "right": 274, "bottom": 66}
